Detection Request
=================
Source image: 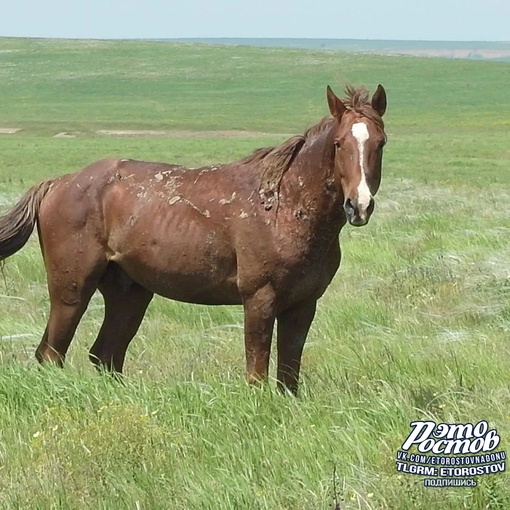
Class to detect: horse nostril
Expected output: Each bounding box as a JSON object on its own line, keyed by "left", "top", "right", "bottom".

{"left": 344, "top": 198, "right": 357, "bottom": 214}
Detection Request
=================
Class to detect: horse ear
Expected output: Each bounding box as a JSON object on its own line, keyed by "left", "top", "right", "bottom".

{"left": 371, "top": 84, "right": 387, "bottom": 117}
{"left": 326, "top": 85, "right": 346, "bottom": 120}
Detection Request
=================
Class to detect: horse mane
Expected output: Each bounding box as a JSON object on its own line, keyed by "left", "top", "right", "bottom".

{"left": 240, "top": 136, "right": 303, "bottom": 195}
{"left": 240, "top": 86, "right": 383, "bottom": 205}
{"left": 342, "top": 85, "right": 385, "bottom": 129}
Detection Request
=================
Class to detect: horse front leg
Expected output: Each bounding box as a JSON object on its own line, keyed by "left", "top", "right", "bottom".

{"left": 242, "top": 286, "right": 276, "bottom": 386}
{"left": 276, "top": 298, "right": 317, "bottom": 395}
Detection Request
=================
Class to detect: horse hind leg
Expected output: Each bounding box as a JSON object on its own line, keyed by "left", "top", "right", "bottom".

{"left": 89, "top": 264, "right": 153, "bottom": 374}
{"left": 35, "top": 256, "right": 107, "bottom": 366}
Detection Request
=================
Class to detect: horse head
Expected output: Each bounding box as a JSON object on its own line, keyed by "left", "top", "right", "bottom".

{"left": 326, "top": 84, "right": 387, "bottom": 226}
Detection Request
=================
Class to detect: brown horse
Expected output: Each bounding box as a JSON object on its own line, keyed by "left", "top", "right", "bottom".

{"left": 0, "top": 84, "right": 387, "bottom": 394}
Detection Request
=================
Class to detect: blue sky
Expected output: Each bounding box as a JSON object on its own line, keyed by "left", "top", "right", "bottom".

{"left": 0, "top": 0, "right": 508, "bottom": 41}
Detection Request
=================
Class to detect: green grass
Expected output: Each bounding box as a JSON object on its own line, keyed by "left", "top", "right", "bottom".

{"left": 0, "top": 37, "right": 510, "bottom": 509}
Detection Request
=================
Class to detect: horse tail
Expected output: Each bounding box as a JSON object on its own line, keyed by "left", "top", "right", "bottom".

{"left": 0, "top": 180, "right": 54, "bottom": 262}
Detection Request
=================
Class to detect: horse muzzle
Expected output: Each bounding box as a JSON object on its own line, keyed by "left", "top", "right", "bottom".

{"left": 344, "top": 197, "right": 375, "bottom": 226}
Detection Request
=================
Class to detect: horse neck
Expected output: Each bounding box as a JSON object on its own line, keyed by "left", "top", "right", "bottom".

{"left": 281, "top": 125, "right": 346, "bottom": 230}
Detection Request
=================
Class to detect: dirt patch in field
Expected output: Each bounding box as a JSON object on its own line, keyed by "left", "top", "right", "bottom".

{"left": 54, "top": 132, "right": 76, "bottom": 138}
{"left": 96, "top": 129, "right": 289, "bottom": 138}
{"left": 0, "top": 128, "right": 22, "bottom": 134}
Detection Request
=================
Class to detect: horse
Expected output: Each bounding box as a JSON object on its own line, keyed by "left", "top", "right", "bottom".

{"left": 0, "top": 84, "right": 387, "bottom": 395}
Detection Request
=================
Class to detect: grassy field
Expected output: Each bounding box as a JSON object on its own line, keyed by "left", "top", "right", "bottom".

{"left": 0, "top": 37, "right": 510, "bottom": 509}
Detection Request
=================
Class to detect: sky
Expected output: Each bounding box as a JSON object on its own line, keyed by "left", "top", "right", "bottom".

{"left": 0, "top": 0, "right": 508, "bottom": 42}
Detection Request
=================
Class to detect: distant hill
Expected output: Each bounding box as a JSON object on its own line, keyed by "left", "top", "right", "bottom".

{"left": 165, "top": 38, "right": 510, "bottom": 62}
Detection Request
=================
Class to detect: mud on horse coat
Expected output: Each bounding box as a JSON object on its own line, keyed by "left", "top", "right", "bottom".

{"left": 0, "top": 84, "right": 387, "bottom": 395}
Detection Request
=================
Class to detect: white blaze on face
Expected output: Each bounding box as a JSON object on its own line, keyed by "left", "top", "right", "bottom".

{"left": 351, "top": 122, "right": 372, "bottom": 210}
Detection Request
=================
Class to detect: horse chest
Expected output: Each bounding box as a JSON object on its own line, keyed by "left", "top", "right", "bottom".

{"left": 273, "top": 239, "right": 341, "bottom": 303}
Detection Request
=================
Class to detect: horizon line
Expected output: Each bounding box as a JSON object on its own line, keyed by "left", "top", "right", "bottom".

{"left": 1, "top": 36, "right": 509, "bottom": 44}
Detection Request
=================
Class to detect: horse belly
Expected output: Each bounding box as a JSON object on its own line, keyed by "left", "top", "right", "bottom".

{"left": 109, "top": 218, "right": 240, "bottom": 305}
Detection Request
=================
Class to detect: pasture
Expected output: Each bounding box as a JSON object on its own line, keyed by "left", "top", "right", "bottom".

{"left": 0, "top": 37, "right": 509, "bottom": 509}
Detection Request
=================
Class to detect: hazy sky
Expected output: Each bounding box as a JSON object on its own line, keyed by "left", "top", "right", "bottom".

{"left": 0, "top": 0, "right": 508, "bottom": 41}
